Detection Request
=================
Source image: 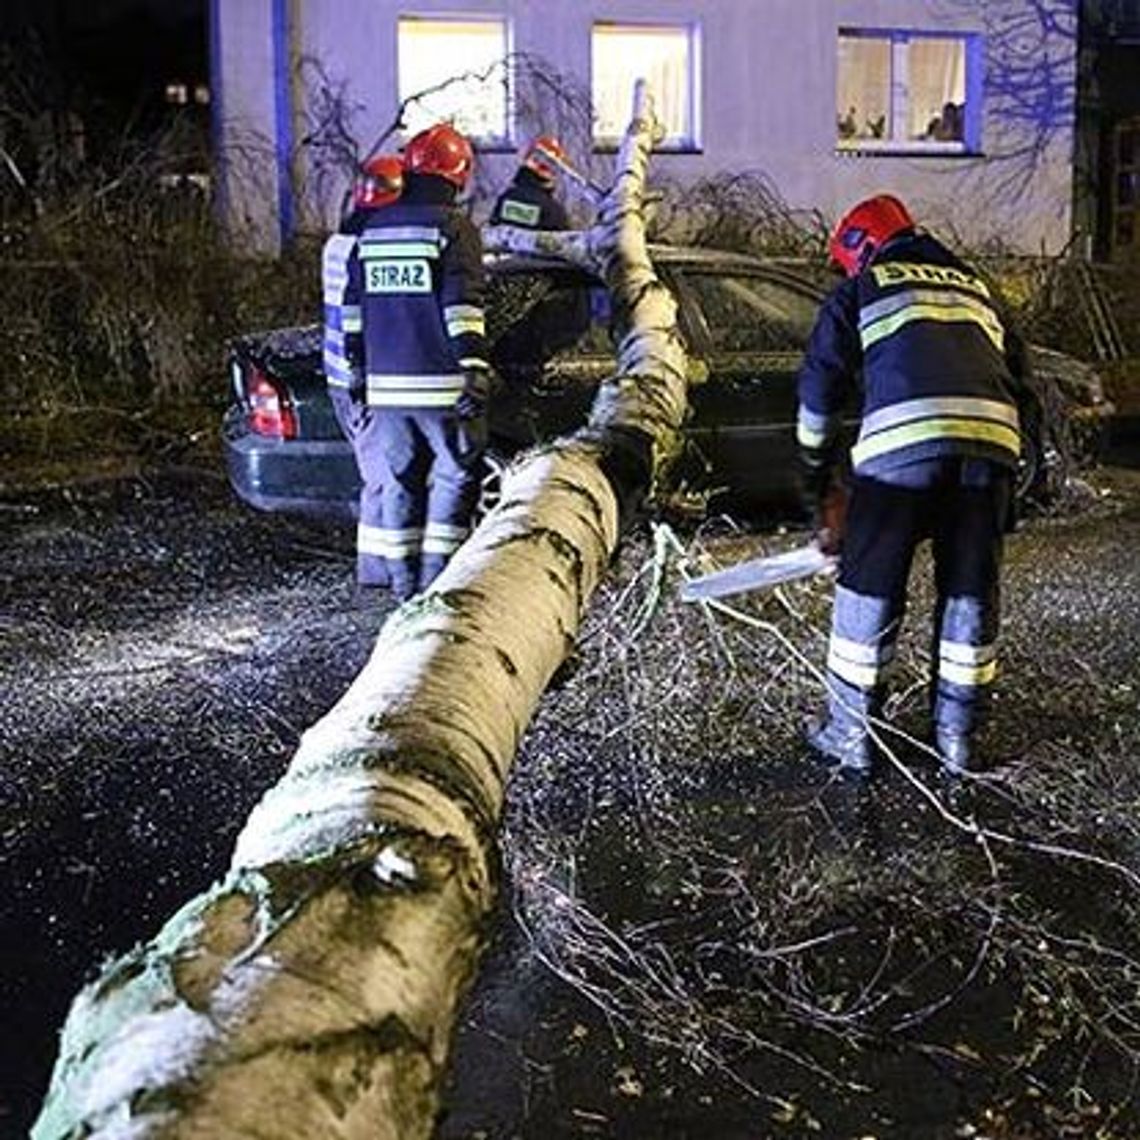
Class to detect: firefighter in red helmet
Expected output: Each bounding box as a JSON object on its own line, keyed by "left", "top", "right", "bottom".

{"left": 796, "top": 193, "right": 1043, "bottom": 775}
{"left": 335, "top": 122, "right": 491, "bottom": 600}
{"left": 403, "top": 121, "right": 475, "bottom": 188}
{"left": 352, "top": 153, "right": 404, "bottom": 210}
{"left": 489, "top": 134, "right": 570, "bottom": 230}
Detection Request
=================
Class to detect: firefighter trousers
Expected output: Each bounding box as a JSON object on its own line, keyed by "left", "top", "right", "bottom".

{"left": 330, "top": 388, "right": 390, "bottom": 587}
{"left": 371, "top": 409, "right": 484, "bottom": 600}
{"left": 825, "top": 456, "right": 1012, "bottom": 738}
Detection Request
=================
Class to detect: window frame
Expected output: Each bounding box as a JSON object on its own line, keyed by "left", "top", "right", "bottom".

{"left": 395, "top": 14, "right": 513, "bottom": 149}
{"left": 835, "top": 27, "right": 983, "bottom": 157}
{"left": 590, "top": 20, "right": 702, "bottom": 153}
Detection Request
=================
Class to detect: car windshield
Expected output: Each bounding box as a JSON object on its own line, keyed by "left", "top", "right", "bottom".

{"left": 683, "top": 271, "right": 820, "bottom": 353}
{"left": 489, "top": 269, "right": 611, "bottom": 376}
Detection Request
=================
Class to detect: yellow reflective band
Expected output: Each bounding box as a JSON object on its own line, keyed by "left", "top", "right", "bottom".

{"left": 425, "top": 522, "right": 468, "bottom": 540}
{"left": 357, "top": 524, "right": 424, "bottom": 557}
{"left": 940, "top": 638, "right": 996, "bottom": 664}
{"left": 360, "top": 241, "right": 439, "bottom": 259}
{"left": 367, "top": 373, "right": 465, "bottom": 390}
{"left": 422, "top": 534, "right": 465, "bottom": 556}
{"left": 446, "top": 314, "right": 486, "bottom": 337}
{"left": 861, "top": 396, "right": 1019, "bottom": 436}
{"left": 367, "top": 391, "right": 460, "bottom": 408}
{"left": 827, "top": 633, "right": 893, "bottom": 689}
{"left": 827, "top": 655, "right": 885, "bottom": 689}
{"left": 938, "top": 658, "right": 998, "bottom": 686}
{"left": 852, "top": 418, "right": 1021, "bottom": 466}
{"left": 861, "top": 301, "right": 1005, "bottom": 353}
{"left": 797, "top": 423, "right": 828, "bottom": 448}
{"left": 871, "top": 262, "right": 991, "bottom": 296}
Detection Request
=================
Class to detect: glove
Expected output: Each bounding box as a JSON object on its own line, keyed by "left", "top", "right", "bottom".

{"left": 814, "top": 479, "right": 848, "bottom": 557}
{"left": 798, "top": 452, "right": 846, "bottom": 557}
{"left": 455, "top": 368, "right": 491, "bottom": 421}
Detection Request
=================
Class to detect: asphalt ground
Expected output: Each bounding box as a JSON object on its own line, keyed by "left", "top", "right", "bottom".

{"left": 2, "top": 455, "right": 1139, "bottom": 1138}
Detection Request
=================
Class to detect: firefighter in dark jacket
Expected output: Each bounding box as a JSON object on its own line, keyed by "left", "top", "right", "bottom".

{"left": 797, "top": 193, "right": 1041, "bottom": 775}
{"left": 489, "top": 135, "right": 570, "bottom": 230}
{"left": 340, "top": 123, "right": 491, "bottom": 601}
{"left": 321, "top": 153, "right": 404, "bottom": 588}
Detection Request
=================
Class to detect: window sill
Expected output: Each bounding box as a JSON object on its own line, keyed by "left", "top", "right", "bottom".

{"left": 836, "top": 140, "right": 979, "bottom": 158}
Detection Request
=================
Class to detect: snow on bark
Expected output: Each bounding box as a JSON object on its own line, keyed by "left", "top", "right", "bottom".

{"left": 33, "top": 81, "right": 687, "bottom": 1140}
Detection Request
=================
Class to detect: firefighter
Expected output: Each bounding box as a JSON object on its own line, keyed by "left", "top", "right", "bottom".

{"left": 489, "top": 134, "right": 570, "bottom": 230}
{"left": 797, "top": 193, "right": 1042, "bottom": 775}
{"left": 341, "top": 123, "right": 491, "bottom": 601}
{"left": 321, "top": 153, "right": 404, "bottom": 589}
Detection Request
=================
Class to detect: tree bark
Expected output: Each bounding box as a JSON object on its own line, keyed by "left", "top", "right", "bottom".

{"left": 33, "top": 81, "right": 688, "bottom": 1140}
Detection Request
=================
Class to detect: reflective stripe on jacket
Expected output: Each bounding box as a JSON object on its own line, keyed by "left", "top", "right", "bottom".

{"left": 321, "top": 210, "right": 368, "bottom": 391}
{"left": 797, "top": 233, "right": 1022, "bottom": 477}
{"left": 343, "top": 194, "right": 489, "bottom": 409}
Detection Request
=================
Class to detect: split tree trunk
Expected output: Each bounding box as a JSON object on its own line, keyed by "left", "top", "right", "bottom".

{"left": 33, "top": 82, "right": 688, "bottom": 1140}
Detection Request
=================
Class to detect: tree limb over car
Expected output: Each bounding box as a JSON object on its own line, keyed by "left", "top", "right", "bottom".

{"left": 33, "top": 81, "right": 688, "bottom": 1140}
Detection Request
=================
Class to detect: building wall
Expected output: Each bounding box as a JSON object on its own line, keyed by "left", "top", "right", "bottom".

{"left": 211, "top": 0, "right": 1079, "bottom": 254}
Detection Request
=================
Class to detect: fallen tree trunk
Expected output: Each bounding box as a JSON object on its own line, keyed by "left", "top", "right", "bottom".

{"left": 33, "top": 81, "right": 688, "bottom": 1140}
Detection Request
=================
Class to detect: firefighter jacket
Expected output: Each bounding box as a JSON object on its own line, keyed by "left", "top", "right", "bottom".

{"left": 321, "top": 207, "right": 368, "bottom": 393}
{"left": 343, "top": 178, "right": 490, "bottom": 409}
{"left": 797, "top": 233, "right": 1026, "bottom": 481}
{"left": 489, "top": 168, "right": 569, "bottom": 230}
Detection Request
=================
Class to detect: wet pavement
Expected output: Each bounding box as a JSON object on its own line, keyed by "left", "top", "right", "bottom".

{"left": 3, "top": 458, "right": 1140, "bottom": 1138}
{"left": 1, "top": 467, "right": 383, "bottom": 1136}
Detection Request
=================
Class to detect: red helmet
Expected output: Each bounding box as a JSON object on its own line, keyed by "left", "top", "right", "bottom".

{"left": 403, "top": 122, "right": 474, "bottom": 189}
{"left": 522, "top": 134, "right": 567, "bottom": 187}
{"left": 353, "top": 154, "right": 403, "bottom": 209}
{"left": 828, "top": 194, "right": 915, "bottom": 277}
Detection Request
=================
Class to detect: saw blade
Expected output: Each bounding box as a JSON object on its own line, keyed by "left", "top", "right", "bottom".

{"left": 680, "top": 543, "right": 834, "bottom": 602}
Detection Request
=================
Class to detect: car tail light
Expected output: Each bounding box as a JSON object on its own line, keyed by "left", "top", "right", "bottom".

{"left": 245, "top": 365, "right": 297, "bottom": 439}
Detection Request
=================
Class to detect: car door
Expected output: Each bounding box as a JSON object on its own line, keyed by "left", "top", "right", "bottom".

{"left": 672, "top": 267, "right": 828, "bottom": 511}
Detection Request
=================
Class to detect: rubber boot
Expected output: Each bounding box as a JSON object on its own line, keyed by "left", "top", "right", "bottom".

{"left": 805, "top": 697, "right": 875, "bottom": 775}
{"left": 357, "top": 554, "right": 390, "bottom": 589}
{"left": 935, "top": 726, "right": 974, "bottom": 775}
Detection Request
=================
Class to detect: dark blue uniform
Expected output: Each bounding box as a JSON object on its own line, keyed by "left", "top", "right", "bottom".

{"left": 341, "top": 176, "right": 489, "bottom": 599}
{"left": 797, "top": 232, "right": 1029, "bottom": 757}
{"left": 489, "top": 168, "right": 569, "bottom": 230}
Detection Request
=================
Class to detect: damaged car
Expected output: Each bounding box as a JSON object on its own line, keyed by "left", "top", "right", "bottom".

{"left": 223, "top": 246, "right": 1111, "bottom": 521}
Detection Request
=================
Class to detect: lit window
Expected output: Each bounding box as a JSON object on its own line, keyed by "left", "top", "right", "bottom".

{"left": 165, "top": 83, "right": 188, "bottom": 105}
{"left": 194, "top": 84, "right": 210, "bottom": 106}
{"left": 836, "top": 29, "right": 980, "bottom": 153}
{"left": 397, "top": 17, "right": 509, "bottom": 145}
{"left": 591, "top": 23, "right": 700, "bottom": 149}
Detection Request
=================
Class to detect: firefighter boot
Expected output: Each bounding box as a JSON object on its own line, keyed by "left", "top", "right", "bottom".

{"left": 805, "top": 701, "right": 875, "bottom": 775}
{"left": 935, "top": 726, "right": 975, "bottom": 775}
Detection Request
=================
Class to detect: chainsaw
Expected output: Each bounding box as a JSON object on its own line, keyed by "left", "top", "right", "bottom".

{"left": 680, "top": 542, "right": 835, "bottom": 602}
{"left": 680, "top": 480, "right": 846, "bottom": 602}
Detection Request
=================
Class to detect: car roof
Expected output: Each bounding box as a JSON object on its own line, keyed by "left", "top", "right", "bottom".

{"left": 486, "top": 242, "right": 824, "bottom": 298}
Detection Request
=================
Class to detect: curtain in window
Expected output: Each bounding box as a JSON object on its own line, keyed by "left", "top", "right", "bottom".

{"left": 836, "top": 36, "right": 890, "bottom": 141}
{"left": 593, "top": 25, "right": 693, "bottom": 143}
{"left": 908, "top": 38, "right": 966, "bottom": 140}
